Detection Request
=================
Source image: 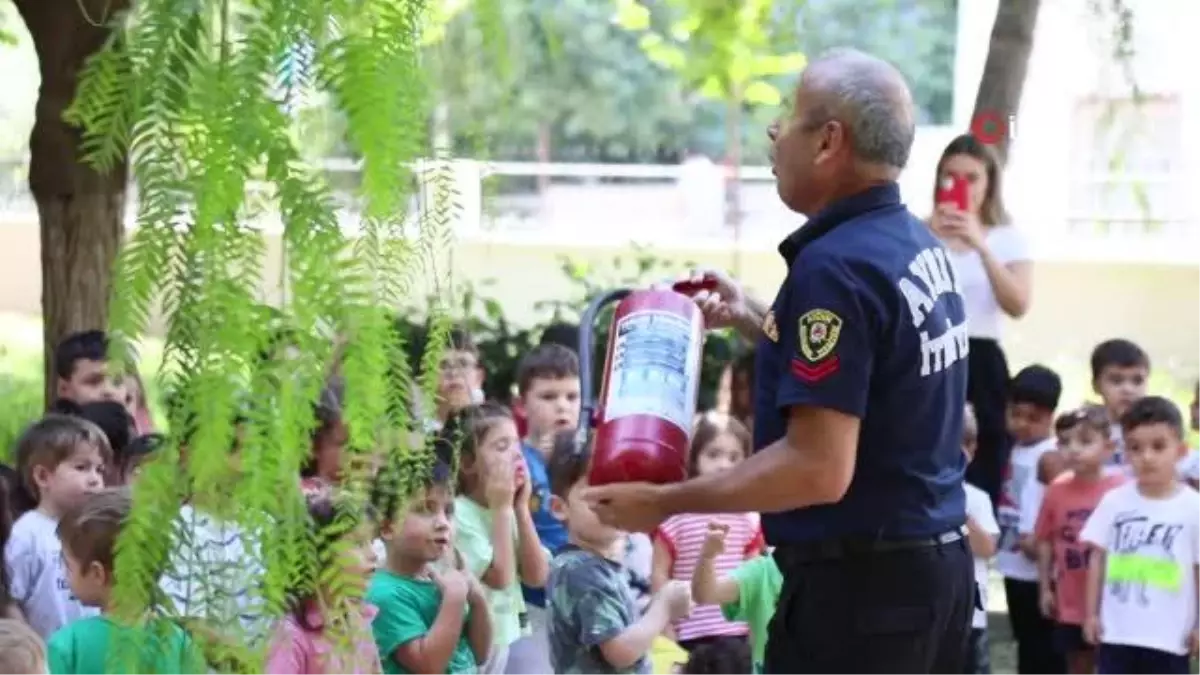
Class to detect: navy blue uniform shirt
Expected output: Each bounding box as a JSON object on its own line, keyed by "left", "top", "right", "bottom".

{"left": 753, "top": 182, "right": 968, "bottom": 544}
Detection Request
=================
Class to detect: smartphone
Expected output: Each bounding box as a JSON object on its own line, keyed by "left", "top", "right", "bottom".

{"left": 935, "top": 174, "right": 969, "bottom": 211}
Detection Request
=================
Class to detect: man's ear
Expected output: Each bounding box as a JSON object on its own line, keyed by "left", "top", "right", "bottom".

{"left": 549, "top": 494, "right": 568, "bottom": 522}
{"left": 55, "top": 377, "right": 70, "bottom": 399}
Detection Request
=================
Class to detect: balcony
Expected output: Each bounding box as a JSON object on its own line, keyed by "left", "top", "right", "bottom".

{"left": 1, "top": 126, "right": 1196, "bottom": 265}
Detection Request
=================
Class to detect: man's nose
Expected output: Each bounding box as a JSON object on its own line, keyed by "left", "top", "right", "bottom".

{"left": 767, "top": 122, "right": 779, "bottom": 141}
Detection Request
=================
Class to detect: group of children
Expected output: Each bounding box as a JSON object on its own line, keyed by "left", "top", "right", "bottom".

{"left": 0, "top": 325, "right": 1195, "bottom": 675}
{"left": 967, "top": 338, "right": 1200, "bottom": 675}
{"left": 0, "top": 328, "right": 781, "bottom": 675}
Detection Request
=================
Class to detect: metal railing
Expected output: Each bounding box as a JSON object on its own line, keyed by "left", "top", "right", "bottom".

{"left": 2, "top": 152, "right": 1196, "bottom": 263}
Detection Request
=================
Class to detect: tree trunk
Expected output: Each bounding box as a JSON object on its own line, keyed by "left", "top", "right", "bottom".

{"left": 971, "top": 0, "right": 1042, "bottom": 167}
{"left": 13, "top": 0, "right": 130, "bottom": 407}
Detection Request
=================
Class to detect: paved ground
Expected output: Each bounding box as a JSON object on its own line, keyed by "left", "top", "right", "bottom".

{"left": 985, "top": 575, "right": 1200, "bottom": 674}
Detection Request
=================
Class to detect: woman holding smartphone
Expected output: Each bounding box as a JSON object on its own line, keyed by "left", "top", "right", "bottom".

{"left": 928, "top": 134, "right": 1033, "bottom": 504}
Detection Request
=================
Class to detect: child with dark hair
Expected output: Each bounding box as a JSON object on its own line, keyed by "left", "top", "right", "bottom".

{"left": 1035, "top": 405, "right": 1125, "bottom": 674}
{"left": 69, "top": 401, "right": 135, "bottom": 485}
{"left": 300, "top": 386, "right": 349, "bottom": 497}
{"left": 997, "top": 364, "right": 1064, "bottom": 675}
{"left": 52, "top": 330, "right": 121, "bottom": 407}
{"left": 48, "top": 488, "right": 204, "bottom": 673}
{"left": 653, "top": 412, "right": 761, "bottom": 652}
{"left": 682, "top": 635, "right": 752, "bottom": 674}
{"left": 5, "top": 415, "right": 109, "bottom": 638}
{"left": 510, "top": 343, "right": 581, "bottom": 673}
{"left": 431, "top": 328, "right": 485, "bottom": 431}
{"left": 1081, "top": 396, "right": 1198, "bottom": 674}
{"left": 265, "top": 492, "right": 381, "bottom": 674}
{"left": 367, "top": 454, "right": 492, "bottom": 674}
{"left": 444, "top": 403, "right": 548, "bottom": 673}
{"left": 729, "top": 352, "right": 756, "bottom": 435}
{"left": 1089, "top": 338, "right": 1150, "bottom": 468}
{"left": 544, "top": 432, "right": 692, "bottom": 675}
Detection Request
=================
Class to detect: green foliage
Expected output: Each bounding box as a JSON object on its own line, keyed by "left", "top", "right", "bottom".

{"left": 615, "top": 0, "right": 805, "bottom": 107}
{"left": 59, "top": 0, "right": 499, "bottom": 669}
{"left": 430, "top": 0, "right": 698, "bottom": 162}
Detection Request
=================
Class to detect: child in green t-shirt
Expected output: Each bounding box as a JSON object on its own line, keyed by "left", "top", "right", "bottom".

{"left": 690, "top": 522, "right": 782, "bottom": 674}
{"left": 367, "top": 453, "right": 493, "bottom": 674}
{"left": 444, "top": 404, "right": 550, "bottom": 673}
{"left": 47, "top": 488, "right": 205, "bottom": 674}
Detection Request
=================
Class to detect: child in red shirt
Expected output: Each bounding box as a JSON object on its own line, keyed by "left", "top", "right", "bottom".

{"left": 1035, "top": 405, "right": 1126, "bottom": 674}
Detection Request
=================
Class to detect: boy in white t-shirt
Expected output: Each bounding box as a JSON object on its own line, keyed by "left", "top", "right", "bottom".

{"left": 997, "top": 365, "right": 1065, "bottom": 674}
{"left": 1081, "top": 396, "right": 1199, "bottom": 674}
{"left": 3, "top": 416, "right": 108, "bottom": 638}
{"left": 962, "top": 404, "right": 1000, "bottom": 674}
{"left": 1089, "top": 339, "right": 1150, "bottom": 470}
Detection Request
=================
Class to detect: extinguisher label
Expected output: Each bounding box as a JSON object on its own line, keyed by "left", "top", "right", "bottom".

{"left": 604, "top": 309, "right": 702, "bottom": 433}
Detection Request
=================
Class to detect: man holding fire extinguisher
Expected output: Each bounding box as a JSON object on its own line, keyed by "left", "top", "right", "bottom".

{"left": 585, "top": 48, "right": 974, "bottom": 673}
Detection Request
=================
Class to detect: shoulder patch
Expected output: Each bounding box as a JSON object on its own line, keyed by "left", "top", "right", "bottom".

{"left": 797, "top": 308, "right": 842, "bottom": 362}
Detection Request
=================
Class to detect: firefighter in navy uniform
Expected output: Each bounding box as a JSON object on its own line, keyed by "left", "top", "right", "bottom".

{"left": 584, "top": 47, "right": 974, "bottom": 673}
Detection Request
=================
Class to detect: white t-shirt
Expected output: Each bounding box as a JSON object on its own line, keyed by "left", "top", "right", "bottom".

{"left": 1080, "top": 483, "right": 1200, "bottom": 655}
{"left": 1109, "top": 423, "right": 1129, "bottom": 470}
{"left": 160, "top": 505, "right": 269, "bottom": 643}
{"left": 1177, "top": 450, "right": 1200, "bottom": 483}
{"left": 996, "top": 437, "right": 1056, "bottom": 580}
{"left": 965, "top": 483, "right": 1000, "bottom": 629}
{"left": 944, "top": 225, "right": 1030, "bottom": 340}
{"left": 3, "top": 510, "right": 98, "bottom": 638}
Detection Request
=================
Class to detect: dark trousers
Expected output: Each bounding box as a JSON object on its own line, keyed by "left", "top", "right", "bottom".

{"left": 1004, "top": 577, "right": 1064, "bottom": 674}
{"left": 1098, "top": 644, "right": 1192, "bottom": 674}
{"left": 764, "top": 536, "right": 973, "bottom": 673}
{"left": 966, "top": 338, "right": 1011, "bottom": 506}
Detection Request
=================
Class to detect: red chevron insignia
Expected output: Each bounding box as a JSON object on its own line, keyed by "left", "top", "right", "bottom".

{"left": 790, "top": 355, "right": 840, "bottom": 383}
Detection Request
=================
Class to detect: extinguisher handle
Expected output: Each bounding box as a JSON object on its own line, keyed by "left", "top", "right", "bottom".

{"left": 671, "top": 278, "right": 718, "bottom": 295}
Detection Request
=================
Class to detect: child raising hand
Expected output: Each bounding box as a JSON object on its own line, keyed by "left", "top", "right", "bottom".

{"left": 691, "top": 523, "right": 781, "bottom": 673}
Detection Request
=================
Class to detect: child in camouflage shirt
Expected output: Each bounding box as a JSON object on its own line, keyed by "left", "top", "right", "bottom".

{"left": 544, "top": 433, "right": 693, "bottom": 674}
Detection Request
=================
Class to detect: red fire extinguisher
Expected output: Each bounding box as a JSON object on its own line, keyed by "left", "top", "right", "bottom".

{"left": 578, "top": 278, "right": 715, "bottom": 486}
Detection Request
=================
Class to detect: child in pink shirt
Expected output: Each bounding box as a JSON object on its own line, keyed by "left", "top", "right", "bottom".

{"left": 1034, "top": 405, "right": 1125, "bottom": 675}
{"left": 652, "top": 413, "right": 763, "bottom": 651}
{"left": 266, "top": 492, "right": 382, "bottom": 674}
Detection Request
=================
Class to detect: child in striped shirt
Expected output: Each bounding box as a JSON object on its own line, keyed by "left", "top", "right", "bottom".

{"left": 651, "top": 412, "right": 763, "bottom": 652}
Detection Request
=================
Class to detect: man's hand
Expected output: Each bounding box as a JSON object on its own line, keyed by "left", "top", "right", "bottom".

{"left": 582, "top": 482, "right": 671, "bottom": 533}
{"left": 661, "top": 269, "right": 747, "bottom": 331}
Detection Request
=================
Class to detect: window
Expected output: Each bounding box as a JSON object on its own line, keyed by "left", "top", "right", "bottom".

{"left": 1068, "top": 96, "right": 1185, "bottom": 226}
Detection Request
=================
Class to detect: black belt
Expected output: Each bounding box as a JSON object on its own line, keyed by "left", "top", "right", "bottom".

{"left": 774, "top": 526, "right": 967, "bottom": 564}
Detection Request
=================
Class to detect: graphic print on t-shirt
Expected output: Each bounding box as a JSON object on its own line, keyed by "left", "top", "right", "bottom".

{"left": 1081, "top": 485, "right": 1199, "bottom": 655}
{"left": 1106, "top": 509, "right": 1188, "bottom": 606}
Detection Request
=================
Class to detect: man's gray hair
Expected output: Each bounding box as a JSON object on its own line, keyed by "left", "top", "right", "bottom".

{"left": 805, "top": 48, "right": 916, "bottom": 169}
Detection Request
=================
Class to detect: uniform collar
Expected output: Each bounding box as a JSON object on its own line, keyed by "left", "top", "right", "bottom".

{"left": 778, "top": 182, "right": 902, "bottom": 264}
